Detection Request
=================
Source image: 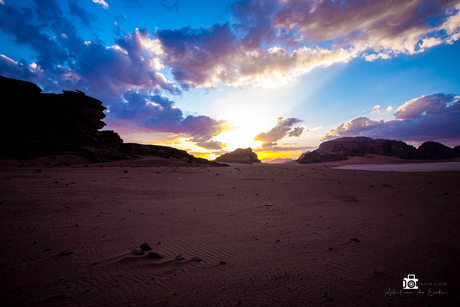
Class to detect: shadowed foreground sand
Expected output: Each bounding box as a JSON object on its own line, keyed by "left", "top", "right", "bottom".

{"left": 0, "top": 157, "right": 459, "bottom": 306}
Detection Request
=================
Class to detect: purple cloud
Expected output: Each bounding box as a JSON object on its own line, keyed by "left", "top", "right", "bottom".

{"left": 195, "top": 141, "right": 227, "bottom": 150}
{"left": 154, "top": 0, "right": 460, "bottom": 88}
{"left": 322, "top": 94, "right": 460, "bottom": 145}
{"left": 105, "top": 91, "right": 229, "bottom": 141}
{"left": 254, "top": 117, "right": 305, "bottom": 149}
{"left": 0, "top": 1, "right": 177, "bottom": 97}
{"left": 68, "top": 0, "right": 96, "bottom": 27}
{"left": 274, "top": 0, "right": 459, "bottom": 51}
{"left": 157, "top": 24, "right": 241, "bottom": 89}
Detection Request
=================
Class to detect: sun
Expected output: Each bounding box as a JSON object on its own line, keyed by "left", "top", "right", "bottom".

{"left": 213, "top": 125, "right": 263, "bottom": 151}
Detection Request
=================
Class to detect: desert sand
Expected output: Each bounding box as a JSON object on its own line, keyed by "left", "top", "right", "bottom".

{"left": 1, "top": 156, "right": 459, "bottom": 306}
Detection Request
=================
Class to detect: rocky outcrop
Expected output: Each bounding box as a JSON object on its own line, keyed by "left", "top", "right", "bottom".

{"left": 0, "top": 76, "right": 125, "bottom": 161}
{"left": 412, "top": 141, "right": 459, "bottom": 160}
{"left": 0, "top": 76, "right": 222, "bottom": 165}
{"left": 298, "top": 136, "right": 459, "bottom": 164}
{"left": 120, "top": 143, "right": 212, "bottom": 164}
{"left": 214, "top": 148, "right": 261, "bottom": 164}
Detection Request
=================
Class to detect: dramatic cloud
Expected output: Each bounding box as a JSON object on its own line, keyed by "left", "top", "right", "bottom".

{"left": 254, "top": 117, "right": 305, "bottom": 149}
{"left": 394, "top": 94, "right": 460, "bottom": 119}
{"left": 0, "top": 1, "right": 177, "bottom": 97}
{"left": 274, "top": 0, "right": 460, "bottom": 56}
{"left": 150, "top": 0, "right": 460, "bottom": 89}
{"left": 3, "top": 0, "right": 459, "bottom": 92}
{"left": 1, "top": 0, "right": 460, "bottom": 151}
{"left": 106, "top": 91, "right": 229, "bottom": 141}
{"left": 322, "top": 94, "right": 460, "bottom": 144}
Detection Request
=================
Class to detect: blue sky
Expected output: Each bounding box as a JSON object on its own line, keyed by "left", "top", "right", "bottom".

{"left": 1, "top": 0, "right": 459, "bottom": 160}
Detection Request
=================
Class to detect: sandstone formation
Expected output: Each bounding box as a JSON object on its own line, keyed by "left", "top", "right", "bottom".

{"left": 214, "top": 148, "right": 261, "bottom": 164}
{"left": 120, "top": 143, "right": 212, "bottom": 164}
{"left": 298, "top": 136, "right": 459, "bottom": 164}
{"left": 411, "top": 141, "right": 459, "bottom": 160}
{"left": 1, "top": 76, "right": 125, "bottom": 161}
{"left": 0, "top": 76, "right": 221, "bottom": 165}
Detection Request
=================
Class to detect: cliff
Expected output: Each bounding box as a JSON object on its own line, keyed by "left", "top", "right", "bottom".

{"left": 0, "top": 76, "right": 221, "bottom": 165}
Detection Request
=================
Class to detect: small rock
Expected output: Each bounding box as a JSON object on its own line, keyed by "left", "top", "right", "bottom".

{"left": 176, "top": 254, "right": 185, "bottom": 261}
{"left": 191, "top": 257, "right": 201, "bottom": 261}
{"left": 131, "top": 248, "right": 145, "bottom": 255}
{"left": 329, "top": 247, "right": 333, "bottom": 250}
{"left": 140, "top": 243, "right": 152, "bottom": 251}
{"left": 219, "top": 261, "right": 227, "bottom": 265}
{"left": 148, "top": 251, "right": 163, "bottom": 259}
{"left": 60, "top": 250, "right": 73, "bottom": 256}
{"left": 350, "top": 238, "right": 360, "bottom": 242}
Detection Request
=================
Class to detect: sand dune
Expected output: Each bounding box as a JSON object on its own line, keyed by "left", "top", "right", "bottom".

{"left": 0, "top": 160, "right": 459, "bottom": 306}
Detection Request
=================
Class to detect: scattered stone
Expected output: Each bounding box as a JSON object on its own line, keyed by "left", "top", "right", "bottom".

{"left": 60, "top": 250, "right": 73, "bottom": 256}
{"left": 130, "top": 248, "right": 145, "bottom": 255}
{"left": 140, "top": 243, "right": 152, "bottom": 251}
{"left": 191, "top": 257, "right": 201, "bottom": 261}
{"left": 148, "top": 251, "right": 163, "bottom": 259}
{"left": 350, "top": 238, "right": 360, "bottom": 243}
{"left": 176, "top": 254, "right": 185, "bottom": 261}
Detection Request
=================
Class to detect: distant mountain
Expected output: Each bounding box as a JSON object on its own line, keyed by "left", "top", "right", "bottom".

{"left": 214, "top": 148, "right": 261, "bottom": 164}
{"left": 264, "top": 158, "right": 295, "bottom": 164}
{"left": 0, "top": 76, "right": 222, "bottom": 165}
{"left": 297, "top": 136, "right": 460, "bottom": 164}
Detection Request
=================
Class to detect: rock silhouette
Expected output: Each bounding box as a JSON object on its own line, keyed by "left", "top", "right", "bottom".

{"left": 214, "top": 148, "right": 261, "bottom": 164}
{"left": 0, "top": 76, "right": 224, "bottom": 165}
{"left": 298, "top": 136, "right": 459, "bottom": 164}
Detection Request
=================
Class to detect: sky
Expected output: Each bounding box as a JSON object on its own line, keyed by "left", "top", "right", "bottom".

{"left": 0, "top": 0, "right": 459, "bottom": 161}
